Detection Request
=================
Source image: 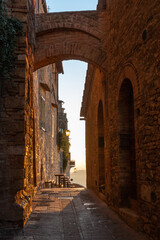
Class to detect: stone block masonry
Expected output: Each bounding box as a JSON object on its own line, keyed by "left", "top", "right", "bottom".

{"left": 81, "top": 1, "right": 160, "bottom": 240}
{"left": 0, "top": 0, "right": 29, "bottom": 228}
{"left": 0, "top": 0, "right": 61, "bottom": 229}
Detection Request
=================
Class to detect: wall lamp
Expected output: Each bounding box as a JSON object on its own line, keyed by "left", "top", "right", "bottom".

{"left": 66, "top": 130, "right": 70, "bottom": 137}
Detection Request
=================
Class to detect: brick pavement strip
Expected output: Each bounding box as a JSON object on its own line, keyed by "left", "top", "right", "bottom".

{"left": 2, "top": 188, "right": 148, "bottom": 240}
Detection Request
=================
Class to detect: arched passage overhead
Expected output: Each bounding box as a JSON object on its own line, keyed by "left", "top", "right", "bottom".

{"left": 34, "top": 11, "right": 107, "bottom": 71}
{"left": 36, "top": 11, "right": 101, "bottom": 39}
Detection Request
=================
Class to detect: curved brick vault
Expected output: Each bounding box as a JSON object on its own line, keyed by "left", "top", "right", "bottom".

{"left": 34, "top": 11, "right": 107, "bottom": 71}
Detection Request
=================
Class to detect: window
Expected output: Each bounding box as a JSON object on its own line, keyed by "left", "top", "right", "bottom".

{"left": 40, "top": 96, "right": 45, "bottom": 130}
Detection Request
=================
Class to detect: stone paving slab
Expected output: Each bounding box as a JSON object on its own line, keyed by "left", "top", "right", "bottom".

{"left": 1, "top": 188, "right": 148, "bottom": 240}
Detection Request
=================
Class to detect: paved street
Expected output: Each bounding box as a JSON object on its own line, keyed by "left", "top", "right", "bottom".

{"left": 3, "top": 188, "right": 148, "bottom": 240}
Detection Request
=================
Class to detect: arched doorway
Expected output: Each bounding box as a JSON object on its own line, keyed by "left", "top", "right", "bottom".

{"left": 118, "top": 79, "right": 137, "bottom": 207}
{"left": 97, "top": 101, "right": 105, "bottom": 193}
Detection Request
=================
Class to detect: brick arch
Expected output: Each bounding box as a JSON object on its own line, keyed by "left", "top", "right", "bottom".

{"left": 34, "top": 11, "right": 107, "bottom": 71}
{"left": 36, "top": 12, "right": 101, "bottom": 39}
{"left": 116, "top": 63, "right": 139, "bottom": 208}
{"left": 116, "top": 63, "right": 140, "bottom": 102}
{"left": 118, "top": 78, "right": 137, "bottom": 207}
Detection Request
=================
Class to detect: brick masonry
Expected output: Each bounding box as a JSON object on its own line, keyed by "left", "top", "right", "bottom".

{"left": 34, "top": 10, "right": 107, "bottom": 71}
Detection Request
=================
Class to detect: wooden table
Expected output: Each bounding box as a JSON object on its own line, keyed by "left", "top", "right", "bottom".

{"left": 55, "top": 173, "right": 65, "bottom": 187}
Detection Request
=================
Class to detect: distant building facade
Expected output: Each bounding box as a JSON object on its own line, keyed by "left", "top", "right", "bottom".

{"left": 58, "top": 100, "right": 71, "bottom": 176}
{"left": 33, "top": 62, "right": 63, "bottom": 186}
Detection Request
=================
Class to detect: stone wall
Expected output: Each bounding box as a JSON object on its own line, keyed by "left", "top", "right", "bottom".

{"left": 0, "top": 0, "right": 61, "bottom": 229}
{"left": 21, "top": 0, "right": 61, "bottom": 226}
{"left": 85, "top": 66, "right": 106, "bottom": 191}
{"left": 82, "top": 1, "right": 160, "bottom": 239}
{"left": 34, "top": 10, "right": 107, "bottom": 71}
{"left": 0, "top": 0, "right": 30, "bottom": 228}
{"left": 33, "top": 64, "right": 61, "bottom": 185}
{"left": 33, "top": 0, "right": 61, "bottom": 186}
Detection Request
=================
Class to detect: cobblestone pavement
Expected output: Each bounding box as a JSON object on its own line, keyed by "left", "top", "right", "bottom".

{"left": 3, "top": 188, "right": 148, "bottom": 240}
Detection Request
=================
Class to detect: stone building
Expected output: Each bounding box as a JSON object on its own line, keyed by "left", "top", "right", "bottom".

{"left": 58, "top": 100, "right": 68, "bottom": 133}
{"left": 58, "top": 100, "right": 71, "bottom": 176}
{"left": 32, "top": 0, "right": 64, "bottom": 183}
{"left": 33, "top": 62, "right": 63, "bottom": 186}
{"left": 80, "top": 1, "right": 160, "bottom": 239}
{"left": 0, "top": 0, "right": 160, "bottom": 240}
{"left": 0, "top": 0, "right": 63, "bottom": 228}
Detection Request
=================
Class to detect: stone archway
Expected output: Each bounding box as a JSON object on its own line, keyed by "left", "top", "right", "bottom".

{"left": 34, "top": 11, "right": 107, "bottom": 71}
{"left": 97, "top": 100, "right": 105, "bottom": 193}
{"left": 118, "top": 79, "right": 137, "bottom": 207}
{"left": 33, "top": 9, "right": 108, "bottom": 194}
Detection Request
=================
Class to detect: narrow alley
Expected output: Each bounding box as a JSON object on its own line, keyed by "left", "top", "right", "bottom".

{"left": 4, "top": 188, "right": 148, "bottom": 240}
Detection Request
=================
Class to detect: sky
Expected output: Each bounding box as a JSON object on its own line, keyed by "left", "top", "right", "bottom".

{"left": 46, "top": 0, "right": 98, "bottom": 170}
{"left": 46, "top": 0, "right": 98, "bottom": 12}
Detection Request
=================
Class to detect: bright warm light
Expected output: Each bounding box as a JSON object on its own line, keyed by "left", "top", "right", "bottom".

{"left": 66, "top": 130, "right": 70, "bottom": 137}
